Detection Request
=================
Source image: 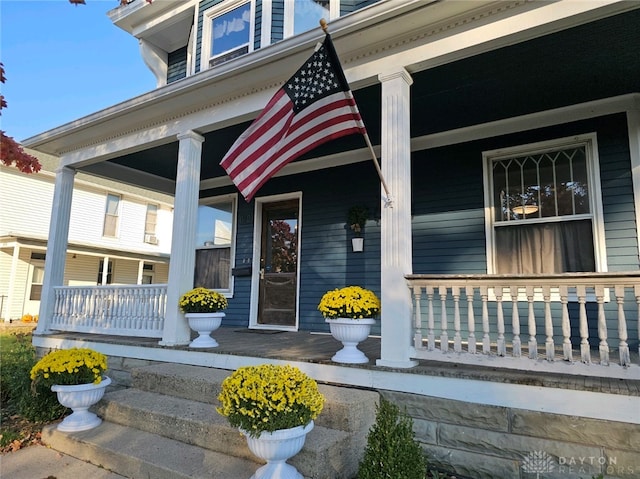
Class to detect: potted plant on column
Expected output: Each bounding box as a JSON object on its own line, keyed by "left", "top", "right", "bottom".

{"left": 217, "top": 364, "right": 325, "bottom": 479}
{"left": 30, "top": 348, "right": 110, "bottom": 432}
{"left": 179, "top": 287, "right": 228, "bottom": 348}
{"left": 348, "top": 205, "right": 369, "bottom": 252}
{"left": 318, "top": 286, "right": 381, "bottom": 363}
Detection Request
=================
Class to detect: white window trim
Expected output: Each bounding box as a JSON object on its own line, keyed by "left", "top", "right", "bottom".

{"left": 201, "top": 0, "right": 254, "bottom": 72}
{"left": 482, "top": 133, "right": 608, "bottom": 275}
{"left": 103, "top": 193, "right": 121, "bottom": 238}
{"left": 197, "top": 193, "right": 238, "bottom": 296}
{"left": 283, "top": 0, "right": 336, "bottom": 40}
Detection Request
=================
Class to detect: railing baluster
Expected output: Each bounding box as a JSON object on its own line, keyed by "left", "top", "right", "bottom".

{"left": 440, "top": 286, "right": 449, "bottom": 353}
{"left": 47, "top": 284, "right": 167, "bottom": 338}
{"left": 560, "top": 285, "right": 572, "bottom": 362}
{"left": 465, "top": 286, "right": 476, "bottom": 354}
{"left": 480, "top": 285, "right": 490, "bottom": 354}
{"left": 413, "top": 286, "right": 423, "bottom": 350}
{"left": 426, "top": 286, "right": 435, "bottom": 351}
{"left": 495, "top": 286, "right": 506, "bottom": 356}
{"left": 577, "top": 285, "right": 590, "bottom": 364}
{"left": 596, "top": 285, "right": 609, "bottom": 365}
{"left": 453, "top": 286, "right": 462, "bottom": 353}
{"left": 405, "top": 273, "right": 639, "bottom": 370}
{"left": 510, "top": 285, "right": 521, "bottom": 357}
{"left": 526, "top": 285, "right": 537, "bottom": 359}
{"left": 615, "top": 285, "right": 629, "bottom": 367}
{"left": 543, "top": 285, "right": 554, "bottom": 361}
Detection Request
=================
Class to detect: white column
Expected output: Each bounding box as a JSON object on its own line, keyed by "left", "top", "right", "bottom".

{"left": 627, "top": 106, "right": 640, "bottom": 263}
{"left": 137, "top": 260, "right": 145, "bottom": 285}
{"left": 101, "top": 256, "right": 110, "bottom": 285}
{"left": 6, "top": 244, "right": 21, "bottom": 322}
{"left": 160, "top": 130, "right": 204, "bottom": 346}
{"left": 36, "top": 166, "right": 75, "bottom": 334}
{"left": 376, "top": 68, "right": 418, "bottom": 368}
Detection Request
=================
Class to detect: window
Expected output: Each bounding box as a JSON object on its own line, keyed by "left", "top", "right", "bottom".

{"left": 144, "top": 204, "right": 158, "bottom": 244}
{"left": 284, "top": 0, "right": 331, "bottom": 38}
{"left": 29, "top": 265, "right": 45, "bottom": 301}
{"left": 103, "top": 194, "right": 120, "bottom": 237}
{"left": 202, "top": 1, "right": 252, "bottom": 69}
{"left": 97, "top": 260, "right": 113, "bottom": 285}
{"left": 484, "top": 134, "right": 605, "bottom": 274}
{"left": 194, "top": 196, "right": 237, "bottom": 291}
{"left": 142, "top": 263, "right": 154, "bottom": 285}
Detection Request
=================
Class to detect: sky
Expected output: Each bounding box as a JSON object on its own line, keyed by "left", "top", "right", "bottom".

{"left": 1, "top": 0, "right": 156, "bottom": 143}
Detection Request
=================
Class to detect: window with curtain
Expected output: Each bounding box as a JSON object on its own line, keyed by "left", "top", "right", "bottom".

{"left": 485, "top": 135, "right": 602, "bottom": 274}
{"left": 194, "top": 198, "right": 236, "bottom": 291}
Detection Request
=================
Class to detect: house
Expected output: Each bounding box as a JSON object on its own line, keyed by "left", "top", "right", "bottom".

{"left": 22, "top": 1, "right": 639, "bottom": 477}
{"left": 0, "top": 149, "right": 173, "bottom": 322}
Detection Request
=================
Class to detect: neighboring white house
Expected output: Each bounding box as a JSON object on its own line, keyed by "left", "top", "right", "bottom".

{"left": 0, "top": 149, "right": 173, "bottom": 321}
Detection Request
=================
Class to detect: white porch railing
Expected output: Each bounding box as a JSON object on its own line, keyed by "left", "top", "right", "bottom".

{"left": 50, "top": 285, "right": 167, "bottom": 338}
{"left": 406, "top": 272, "right": 640, "bottom": 368}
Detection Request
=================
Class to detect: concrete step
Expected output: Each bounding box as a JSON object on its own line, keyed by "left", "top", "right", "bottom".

{"left": 131, "top": 363, "right": 378, "bottom": 434}
{"left": 42, "top": 421, "right": 258, "bottom": 479}
{"left": 95, "top": 387, "right": 352, "bottom": 475}
{"left": 44, "top": 363, "right": 378, "bottom": 479}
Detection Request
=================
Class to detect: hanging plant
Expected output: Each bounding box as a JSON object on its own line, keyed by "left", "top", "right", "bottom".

{"left": 348, "top": 205, "right": 369, "bottom": 236}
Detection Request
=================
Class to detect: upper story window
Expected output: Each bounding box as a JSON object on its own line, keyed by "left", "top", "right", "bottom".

{"left": 144, "top": 204, "right": 158, "bottom": 244}
{"left": 483, "top": 134, "right": 606, "bottom": 274}
{"left": 194, "top": 195, "right": 237, "bottom": 293}
{"left": 103, "top": 194, "right": 120, "bottom": 237}
{"left": 284, "top": 0, "right": 331, "bottom": 38}
{"left": 202, "top": 0, "right": 253, "bottom": 69}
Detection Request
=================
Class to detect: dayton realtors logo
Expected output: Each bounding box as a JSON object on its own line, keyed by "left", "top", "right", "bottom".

{"left": 522, "top": 451, "right": 556, "bottom": 478}
{"left": 522, "top": 451, "right": 636, "bottom": 477}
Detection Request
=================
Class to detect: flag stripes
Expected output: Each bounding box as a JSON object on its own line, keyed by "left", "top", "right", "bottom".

{"left": 220, "top": 35, "right": 366, "bottom": 201}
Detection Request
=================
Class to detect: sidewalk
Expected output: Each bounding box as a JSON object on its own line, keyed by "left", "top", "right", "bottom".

{"left": 0, "top": 444, "right": 125, "bottom": 479}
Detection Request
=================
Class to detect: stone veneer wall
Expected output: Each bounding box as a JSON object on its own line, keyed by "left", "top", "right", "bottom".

{"left": 380, "top": 390, "right": 639, "bottom": 479}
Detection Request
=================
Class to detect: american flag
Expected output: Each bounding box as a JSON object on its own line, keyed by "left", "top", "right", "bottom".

{"left": 220, "top": 34, "right": 366, "bottom": 201}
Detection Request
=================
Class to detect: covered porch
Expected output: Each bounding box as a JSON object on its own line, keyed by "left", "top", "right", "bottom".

{"left": 37, "top": 272, "right": 640, "bottom": 378}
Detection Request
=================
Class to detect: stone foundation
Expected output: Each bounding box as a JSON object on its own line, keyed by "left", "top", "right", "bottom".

{"left": 381, "top": 390, "right": 640, "bottom": 479}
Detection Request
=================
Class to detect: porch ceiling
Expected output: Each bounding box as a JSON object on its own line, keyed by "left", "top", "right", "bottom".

{"left": 75, "top": 8, "right": 640, "bottom": 194}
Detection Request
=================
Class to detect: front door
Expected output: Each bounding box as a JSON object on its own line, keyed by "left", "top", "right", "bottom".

{"left": 257, "top": 199, "right": 299, "bottom": 328}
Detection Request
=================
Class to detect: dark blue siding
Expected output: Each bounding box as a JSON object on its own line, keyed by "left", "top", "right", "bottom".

{"left": 167, "top": 47, "right": 188, "bottom": 84}
{"left": 412, "top": 114, "right": 638, "bottom": 274}
{"left": 412, "top": 114, "right": 638, "bottom": 345}
{"left": 208, "top": 162, "right": 381, "bottom": 332}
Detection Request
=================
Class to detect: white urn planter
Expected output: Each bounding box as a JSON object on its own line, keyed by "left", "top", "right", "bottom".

{"left": 351, "top": 237, "right": 364, "bottom": 252}
{"left": 51, "top": 376, "right": 111, "bottom": 432}
{"left": 242, "top": 421, "right": 313, "bottom": 479}
{"left": 327, "top": 318, "right": 375, "bottom": 363}
{"left": 186, "top": 312, "right": 224, "bottom": 348}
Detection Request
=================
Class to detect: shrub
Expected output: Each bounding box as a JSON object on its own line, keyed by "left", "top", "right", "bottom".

{"left": 0, "top": 333, "right": 66, "bottom": 422}
{"left": 357, "top": 397, "right": 427, "bottom": 479}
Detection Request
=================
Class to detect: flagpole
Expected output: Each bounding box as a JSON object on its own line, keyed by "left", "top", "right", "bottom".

{"left": 319, "top": 19, "right": 393, "bottom": 207}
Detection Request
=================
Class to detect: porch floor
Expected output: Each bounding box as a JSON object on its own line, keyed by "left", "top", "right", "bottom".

{"left": 36, "top": 326, "right": 639, "bottom": 397}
